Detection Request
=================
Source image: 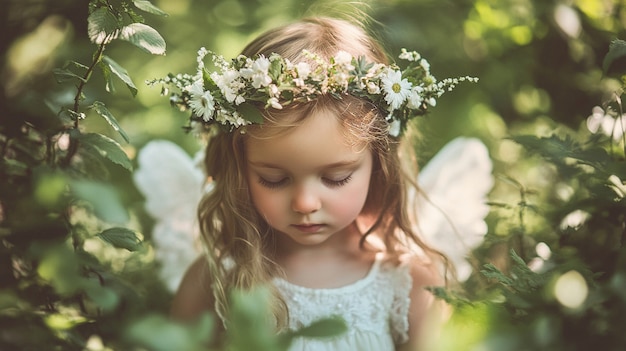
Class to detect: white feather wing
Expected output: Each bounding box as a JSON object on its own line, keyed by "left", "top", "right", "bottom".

{"left": 133, "top": 140, "right": 205, "bottom": 292}
{"left": 413, "top": 137, "right": 494, "bottom": 281}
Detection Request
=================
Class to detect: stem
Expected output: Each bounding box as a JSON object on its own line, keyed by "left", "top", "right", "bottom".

{"left": 45, "top": 135, "right": 55, "bottom": 167}
{"left": 0, "top": 136, "right": 9, "bottom": 158}
{"left": 73, "top": 41, "right": 106, "bottom": 125}
{"left": 516, "top": 187, "right": 528, "bottom": 261}
{"left": 62, "top": 40, "right": 108, "bottom": 167}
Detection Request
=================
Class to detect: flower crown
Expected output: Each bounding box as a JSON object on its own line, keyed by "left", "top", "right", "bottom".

{"left": 149, "top": 47, "right": 477, "bottom": 137}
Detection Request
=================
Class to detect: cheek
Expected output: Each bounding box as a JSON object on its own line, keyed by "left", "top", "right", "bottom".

{"left": 330, "top": 176, "right": 371, "bottom": 220}
{"left": 248, "top": 181, "right": 284, "bottom": 221}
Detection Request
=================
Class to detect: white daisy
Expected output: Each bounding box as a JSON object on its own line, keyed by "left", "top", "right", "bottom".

{"left": 381, "top": 69, "right": 411, "bottom": 110}
{"left": 188, "top": 81, "right": 215, "bottom": 122}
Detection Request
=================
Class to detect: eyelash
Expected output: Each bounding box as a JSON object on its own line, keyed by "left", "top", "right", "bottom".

{"left": 257, "top": 177, "right": 288, "bottom": 189}
{"left": 257, "top": 175, "right": 353, "bottom": 189}
{"left": 324, "top": 175, "right": 352, "bottom": 188}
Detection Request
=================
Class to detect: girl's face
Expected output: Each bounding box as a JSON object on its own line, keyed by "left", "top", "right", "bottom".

{"left": 246, "top": 109, "right": 373, "bottom": 247}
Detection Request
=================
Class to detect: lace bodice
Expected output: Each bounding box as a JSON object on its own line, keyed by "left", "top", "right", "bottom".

{"left": 273, "top": 255, "right": 413, "bottom": 351}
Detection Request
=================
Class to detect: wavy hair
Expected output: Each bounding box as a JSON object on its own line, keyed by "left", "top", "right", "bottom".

{"left": 198, "top": 16, "right": 450, "bottom": 330}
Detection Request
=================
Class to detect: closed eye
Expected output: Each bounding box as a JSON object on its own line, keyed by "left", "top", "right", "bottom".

{"left": 258, "top": 177, "right": 288, "bottom": 189}
{"left": 322, "top": 174, "right": 352, "bottom": 188}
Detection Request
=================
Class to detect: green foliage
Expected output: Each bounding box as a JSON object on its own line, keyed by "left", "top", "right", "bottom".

{"left": 2, "top": 0, "right": 626, "bottom": 350}
{"left": 440, "top": 104, "right": 625, "bottom": 350}
{"left": 1, "top": 0, "right": 168, "bottom": 349}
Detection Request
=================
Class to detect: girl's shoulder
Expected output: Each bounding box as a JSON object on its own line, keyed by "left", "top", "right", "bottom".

{"left": 170, "top": 256, "right": 214, "bottom": 322}
{"left": 378, "top": 252, "right": 442, "bottom": 285}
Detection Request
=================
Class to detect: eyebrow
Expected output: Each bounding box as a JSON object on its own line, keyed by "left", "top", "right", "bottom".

{"left": 249, "top": 159, "right": 361, "bottom": 170}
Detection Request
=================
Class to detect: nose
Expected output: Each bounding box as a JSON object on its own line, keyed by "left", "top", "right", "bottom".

{"left": 291, "top": 184, "right": 321, "bottom": 214}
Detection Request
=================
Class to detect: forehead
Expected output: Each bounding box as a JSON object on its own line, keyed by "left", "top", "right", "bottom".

{"left": 245, "top": 109, "right": 369, "bottom": 168}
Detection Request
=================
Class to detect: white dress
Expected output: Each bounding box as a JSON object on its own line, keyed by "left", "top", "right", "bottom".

{"left": 273, "top": 256, "right": 413, "bottom": 351}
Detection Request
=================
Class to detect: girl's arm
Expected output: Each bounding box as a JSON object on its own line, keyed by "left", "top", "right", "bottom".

{"left": 170, "top": 256, "right": 213, "bottom": 321}
{"left": 398, "top": 261, "right": 446, "bottom": 351}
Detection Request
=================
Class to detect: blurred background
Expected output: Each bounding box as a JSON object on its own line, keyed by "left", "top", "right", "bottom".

{"left": 2, "top": 0, "right": 626, "bottom": 350}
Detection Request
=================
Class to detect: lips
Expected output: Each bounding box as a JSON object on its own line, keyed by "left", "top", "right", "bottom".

{"left": 291, "top": 223, "right": 325, "bottom": 233}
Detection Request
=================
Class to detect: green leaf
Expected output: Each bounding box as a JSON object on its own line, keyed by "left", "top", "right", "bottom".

{"left": 126, "top": 314, "right": 214, "bottom": 351}
{"left": 84, "top": 283, "right": 120, "bottom": 311}
{"left": 118, "top": 23, "right": 166, "bottom": 55}
{"left": 97, "top": 227, "right": 142, "bottom": 251}
{"left": 100, "top": 59, "right": 117, "bottom": 94}
{"left": 481, "top": 263, "right": 514, "bottom": 286}
{"left": 603, "top": 39, "right": 626, "bottom": 76}
{"left": 133, "top": 0, "right": 168, "bottom": 16}
{"left": 34, "top": 170, "right": 67, "bottom": 208}
{"left": 71, "top": 181, "right": 129, "bottom": 223}
{"left": 291, "top": 316, "right": 347, "bottom": 338}
{"left": 37, "top": 244, "right": 82, "bottom": 295}
{"left": 52, "top": 68, "right": 87, "bottom": 83}
{"left": 52, "top": 61, "right": 90, "bottom": 83}
{"left": 268, "top": 58, "right": 282, "bottom": 80}
{"left": 238, "top": 103, "right": 264, "bottom": 124}
{"left": 1, "top": 158, "right": 29, "bottom": 176}
{"left": 228, "top": 288, "right": 280, "bottom": 350}
{"left": 101, "top": 55, "right": 138, "bottom": 96}
{"left": 89, "top": 101, "right": 130, "bottom": 143}
{"left": 87, "top": 7, "right": 120, "bottom": 44}
{"left": 77, "top": 132, "right": 132, "bottom": 171}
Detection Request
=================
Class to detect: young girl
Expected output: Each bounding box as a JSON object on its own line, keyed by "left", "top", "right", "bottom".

{"left": 157, "top": 16, "right": 476, "bottom": 351}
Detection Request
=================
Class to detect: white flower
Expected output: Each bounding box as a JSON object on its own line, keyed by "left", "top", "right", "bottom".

{"left": 332, "top": 72, "right": 350, "bottom": 90}
{"left": 334, "top": 51, "right": 354, "bottom": 70}
{"left": 388, "top": 119, "right": 402, "bottom": 137}
{"left": 268, "top": 97, "right": 282, "bottom": 109}
{"left": 216, "top": 110, "right": 247, "bottom": 128}
{"left": 188, "top": 81, "right": 215, "bottom": 122}
{"left": 268, "top": 84, "right": 280, "bottom": 98}
{"left": 366, "top": 81, "right": 380, "bottom": 94}
{"left": 559, "top": 209, "right": 590, "bottom": 230}
{"left": 211, "top": 69, "right": 243, "bottom": 104}
{"left": 381, "top": 69, "right": 412, "bottom": 110}
{"left": 241, "top": 56, "right": 272, "bottom": 88}
{"left": 586, "top": 106, "right": 626, "bottom": 141}
{"left": 296, "top": 62, "right": 311, "bottom": 79}
{"left": 234, "top": 95, "right": 245, "bottom": 105}
{"left": 230, "top": 111, "right": 248, "bottom": 127}
{"left": 293, "top": 78, "right": 305, "bottom": 87}
{"left": 407, "top": 86, "right": 424, "bottom": 109}
{"left": 196, "top": 47, "right": 209, "bottom": 70}
{"left": 399, "top": 48, "right": 421, "bottom": 62}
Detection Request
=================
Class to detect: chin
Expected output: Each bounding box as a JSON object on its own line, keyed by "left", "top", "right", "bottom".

{"left": 281, "top": 231, "right": 333, "bottom": 246}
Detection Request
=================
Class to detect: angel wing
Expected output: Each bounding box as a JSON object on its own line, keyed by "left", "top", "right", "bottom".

{"left": 412, "top": 137, "right": 494, "bottom": 281}
{"left": 133, "top": 140, "right": 206, "bottom": 292}
{"left": 134, "top": 137, "right": 493, "bottom": 291}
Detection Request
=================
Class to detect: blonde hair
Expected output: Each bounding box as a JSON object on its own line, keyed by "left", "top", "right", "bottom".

{"left": 198, "top": 16, "right": 449, "bottom": 330}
